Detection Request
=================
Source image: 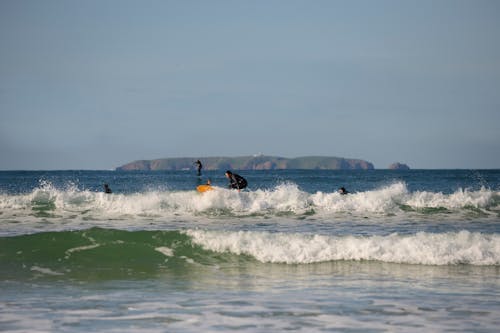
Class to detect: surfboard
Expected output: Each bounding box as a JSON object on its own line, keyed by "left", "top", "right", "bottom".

{"left": 196, "top": 184, "right": 214, "bottom": 193}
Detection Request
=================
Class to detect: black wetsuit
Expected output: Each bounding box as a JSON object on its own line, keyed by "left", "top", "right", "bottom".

{"left": 104, "top": 185, "right": 112, "bottom": 194}
{"left": 195, "top": 160, "right": 202, "bottom": 176}
{"left": 228, "top": 173, "right": 247, "bottom": 190}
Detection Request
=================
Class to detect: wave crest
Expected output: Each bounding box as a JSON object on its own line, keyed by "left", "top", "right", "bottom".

{"left": 0, "top": 181, "right": 498, "bottom": 222}
{"left": 186, "top": 229, "right": 500, "bottom": 266}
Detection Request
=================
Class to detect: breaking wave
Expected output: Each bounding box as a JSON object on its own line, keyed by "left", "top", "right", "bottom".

{"left": 1, "top": 227, "right": 498, "bottom": 283}
{"left": 187, "top": 229, "right": 500, "bottom": 266}
{"left": 0, "top": 181, "right": 498, "bottom": 223}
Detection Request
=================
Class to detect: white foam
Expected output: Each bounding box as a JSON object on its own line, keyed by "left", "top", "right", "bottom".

{"left": 64, "top": 244, "right": 100, "bottom": 259}
{"left": 0, "top": 181, "right": 498, "bottom": 230}
{"left": 30, "top": 266, "right": 64, "bottom": 276}
{"left": 407, "top": 187, "right": 495, "bottom": 209}
{"left": 180, "top": 256, "right": 196, "bottom": 264}
{"left": 186, "top": 229, "right": 500, "bottom": 266}
{"left": 310, "top": 182, "right": 407, "bottom": 213}
{"left": 155, "top": 246, "right": 174, "bottom": 257}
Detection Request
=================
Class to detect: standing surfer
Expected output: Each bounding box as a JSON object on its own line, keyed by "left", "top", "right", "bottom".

{"left": 194, "top": 160, "right": 202, "bottom": 176}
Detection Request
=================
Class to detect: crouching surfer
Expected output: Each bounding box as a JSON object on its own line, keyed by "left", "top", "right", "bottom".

{"left": 225, "top": 170, "right": 247, "bottom": 192}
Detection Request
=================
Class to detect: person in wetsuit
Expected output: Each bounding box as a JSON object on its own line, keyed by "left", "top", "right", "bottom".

{"left": 194, "top": 160, "right": 202, "bottom": 176}
{"left": 338, "top": 187, "right": 349, "bottom": 195}
{"left": 103, "top": 184, "right": 112, "bottom": 194}
{"left": 225, "top": 170, "right": 247, "bottom": 191}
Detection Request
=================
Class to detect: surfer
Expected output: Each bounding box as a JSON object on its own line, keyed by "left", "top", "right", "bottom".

{"left": 103, "top": 184, "right": 112, "bottom": 194}
{"left": 338, "top": 187, "right": 349, "bottom": 195}
{"left": 194, "top": 160, "right": 202, "bottom": 176}
{"left": 225, "top": 170, "right": 247, "bottom": 191}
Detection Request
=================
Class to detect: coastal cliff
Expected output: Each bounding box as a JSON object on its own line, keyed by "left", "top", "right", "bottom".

{"left": 116, "top": 156, "right": 375, "bottom": 171}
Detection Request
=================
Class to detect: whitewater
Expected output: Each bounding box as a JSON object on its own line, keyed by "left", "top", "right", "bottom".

{"left": 1, "top": 180, "right": 498, "bottom": 229}
{"left": 1, "top": 169, "right": 499, "bottom": 332}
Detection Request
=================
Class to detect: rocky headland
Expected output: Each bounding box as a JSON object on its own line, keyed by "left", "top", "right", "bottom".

{"left": 116, "top": 155, "right": 375, "bottom": 171}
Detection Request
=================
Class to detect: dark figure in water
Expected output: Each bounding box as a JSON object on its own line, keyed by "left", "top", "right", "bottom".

{"left": 104, "top": 184, "right": 112, "bottom": 194}
{"left": 225, "top": 170, "right": 247, "bottom": 191}
{"left": 338, "top": 187, "right": 349, "bottom": 195}
{"left": 195, "top": 160, "right": 203, "bottom": 176}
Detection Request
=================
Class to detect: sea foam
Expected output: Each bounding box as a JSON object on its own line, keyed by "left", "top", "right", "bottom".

{"left": 186, "top": 229, "right": 500, "bottom": 266}
{"left": 0, "top": 181, "right": 498, "bottom": 223}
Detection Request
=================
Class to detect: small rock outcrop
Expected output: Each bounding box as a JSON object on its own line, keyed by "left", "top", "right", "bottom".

{"left": 388, "top": 162, "right": 410, "bottom": 170}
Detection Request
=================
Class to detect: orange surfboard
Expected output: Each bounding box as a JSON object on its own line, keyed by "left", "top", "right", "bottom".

{"left": 196, "top": 184, "right": 214, "bottom": 193}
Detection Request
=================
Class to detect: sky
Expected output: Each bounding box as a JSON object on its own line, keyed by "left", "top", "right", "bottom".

{"left": 1, "top": 0, "right": 499, "bottom": 170}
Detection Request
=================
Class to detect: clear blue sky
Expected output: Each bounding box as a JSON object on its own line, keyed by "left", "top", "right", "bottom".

{"left": 1, "top": 0, "right": 499, "bottom": 170}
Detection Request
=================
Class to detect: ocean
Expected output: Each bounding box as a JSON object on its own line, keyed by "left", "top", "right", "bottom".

{"left": 0, "top": 169, "right": 499, "bottom": 332}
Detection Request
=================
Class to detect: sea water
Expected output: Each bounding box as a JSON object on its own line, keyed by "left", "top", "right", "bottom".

{"left": 0, "top": 169, "right": 499, "bottom": 332}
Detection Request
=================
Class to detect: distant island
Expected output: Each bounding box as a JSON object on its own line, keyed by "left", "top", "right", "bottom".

{"left": 388, "top": 162, "right": 410, "bottom": 170}
{"left": 116, "top": 155, "right": 375, "bottom": 171}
